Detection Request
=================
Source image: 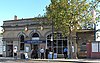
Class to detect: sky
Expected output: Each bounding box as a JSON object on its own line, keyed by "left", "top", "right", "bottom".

{"left": 0, "top": 0, "right": 51, "bottom": 32}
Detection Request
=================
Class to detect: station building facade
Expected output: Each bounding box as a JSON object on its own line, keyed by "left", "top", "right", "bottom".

{"left": 2, "top": 16, "right": 67, "bottom": 58}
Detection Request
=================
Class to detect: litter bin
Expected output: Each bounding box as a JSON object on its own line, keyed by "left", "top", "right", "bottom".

{"left": 20, "top": 53, "right": 25, "bottom": 59}
{"left": 48, "top": 52, "right": 53, "bottom": 59}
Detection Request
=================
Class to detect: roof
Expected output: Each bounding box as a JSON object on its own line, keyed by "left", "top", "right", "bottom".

{"left": 3, "top": 17, "right": 47, "bottom": 22}
{"left": 77, "top": 29, "right": 94, "bottom": 32}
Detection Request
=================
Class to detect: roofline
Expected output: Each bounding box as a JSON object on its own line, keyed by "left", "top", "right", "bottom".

{"left": 77, "top": 29, "right": 94, "bottom": 32}
{"left": 3, "top": 17, "right": 47, "bottom": 22}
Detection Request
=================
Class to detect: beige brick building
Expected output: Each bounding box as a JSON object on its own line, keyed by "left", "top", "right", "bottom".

{"left": 2, "top": 16, "right": 67, "bottom": 58}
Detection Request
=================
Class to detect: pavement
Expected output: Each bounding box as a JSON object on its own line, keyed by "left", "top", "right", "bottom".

{"left": 32, "top": 59, "right": 100, "bottom": 63}
{"left": 0, "top": 57, "right": 100, "bottom": 63}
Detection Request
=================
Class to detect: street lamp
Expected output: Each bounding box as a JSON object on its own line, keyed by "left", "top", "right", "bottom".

{"left": 51, "top": 19, "right": 54, "bottom": 50}
{"left": 51, "top": 19, "right": 54, "bottom": 59}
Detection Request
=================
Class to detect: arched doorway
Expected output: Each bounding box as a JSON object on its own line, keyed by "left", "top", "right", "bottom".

{"left": 31, "top": 33, "right": 39, "bottom": 50}
{"left": 46, "top": 33, "right": 67, "bottom": 54}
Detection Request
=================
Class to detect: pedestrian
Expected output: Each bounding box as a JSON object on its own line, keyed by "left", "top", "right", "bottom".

{"left": 45, "top": 48, "right": 49, "bottom": 59}
{"left": 35, "top": 49, "right": 38, "bottom": 59}
{"left": 31, "top": 48, "right": 35, "bottom": 59}
{"left": 63, "top": 46, "right": 68, "bottom": 59}
{"left": 54, "top": 47, "right": 57, "bottom": 59}
{"left": 13, "top": 48, "right": 17, "bottom": 59}
{"left": 40, "top": 48, "right": 44, "bottom": 59}
{"left": 34, "top": 49, "right": 38, "bottom": 59}
{"left": 9, "top": 49, "right": 13, "bottom": 57}
{"left": 48, "top": 47, "right": 53, "bottom": 59}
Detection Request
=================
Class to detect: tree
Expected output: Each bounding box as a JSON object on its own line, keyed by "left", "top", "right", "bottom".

{"left": 46, "top": 0, "right": 99, "bottom": 58}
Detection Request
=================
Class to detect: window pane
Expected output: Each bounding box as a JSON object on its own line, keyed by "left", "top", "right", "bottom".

{"left": 63, "top": 40, "right": 67, "bottom": 46}
{"left": 58, "top": 40, "right": 62, "bottom": 46}
{"left": 58, "top": 47, "right": 62, "bottom": 54}
{"left": 53, "top": 40, "right": 57, "bottom": 47}
{"left": 47, "top": 34, "right": 52, "bottom": 39}
{"left": 47, "top": 40, "right": 51, "bottom": 46}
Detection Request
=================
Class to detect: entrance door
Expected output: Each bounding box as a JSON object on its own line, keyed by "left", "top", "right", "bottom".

{"left": 6, "top": 45, "right": 13, "bottom": 57}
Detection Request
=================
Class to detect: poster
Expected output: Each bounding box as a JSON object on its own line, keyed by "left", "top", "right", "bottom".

{"left": 25, "top": 47, "right": 29, "bottom": 52}
{"left": 92, "top": 42, "right": 98, "bottom": 52}
{"left": 3, "top": 46, "right": 5, "bottom": 51}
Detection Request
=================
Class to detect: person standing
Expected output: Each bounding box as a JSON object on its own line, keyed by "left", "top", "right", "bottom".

{"left": 34, "top": 49, "right": 38, "bottom": 59}
{"left": 63, "top": 47, "right": 68, "bottom": 59}
{"left": 13, "top": 48, "right": 17, "bottom": 59}
{"left": 31, "top": 48, "right": 35, "bottom": 59}
{"left": 35, "top": 49, "right": 38, "bottom": 59}
{"left": 45, "top": 48, "right": 49, "bottom": 59}
{"left": 9, "top": 49, "right": 13, "bottom": 57}
{"left": 40, "top": 48, "right": 44, "bottom": 59}
{"left": 54, "top": 47, "right": 57, "bottom": 59}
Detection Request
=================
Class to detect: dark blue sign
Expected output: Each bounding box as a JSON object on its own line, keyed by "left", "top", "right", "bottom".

{"left": 24, "top": 40, "right": 45, "bottom": 44}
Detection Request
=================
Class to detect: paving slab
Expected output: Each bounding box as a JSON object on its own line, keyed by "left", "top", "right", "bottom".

{"left": 0, "top": 57, "right": 100, "bottom": 63}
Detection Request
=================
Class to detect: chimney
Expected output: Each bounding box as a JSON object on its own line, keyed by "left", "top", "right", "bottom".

{"left": 14, "top": 15, "right": 17, "bottom": 20}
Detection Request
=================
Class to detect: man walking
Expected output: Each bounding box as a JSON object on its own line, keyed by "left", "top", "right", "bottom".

{"left": 13, "top": 48, "right": 17, "bottom": 59}
{"left": 63, "top": 47, "right": 68, "bottom": 59}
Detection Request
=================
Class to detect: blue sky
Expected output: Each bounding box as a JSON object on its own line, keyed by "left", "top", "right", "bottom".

{"left": 0, "top": 0, "right": 51, "bottom": 32}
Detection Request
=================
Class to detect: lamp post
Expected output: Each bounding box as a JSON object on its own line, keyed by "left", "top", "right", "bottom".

{"left": 51, "top": 19, "right": 54, "bottom": 49}
{"left": 51, "top": 19, "right": 54, "bottom": 59}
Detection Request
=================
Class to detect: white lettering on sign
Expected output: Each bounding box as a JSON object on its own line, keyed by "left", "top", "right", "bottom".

{"left": 96, "top": 31, "right": 100, "bottom": 41}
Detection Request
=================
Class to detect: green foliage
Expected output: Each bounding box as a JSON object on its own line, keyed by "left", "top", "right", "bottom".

{"left": 46, "top": 0, "right": 94, "bottom": 36}
{"left": 45, "top": 0, "right": 100, "bottom": 58}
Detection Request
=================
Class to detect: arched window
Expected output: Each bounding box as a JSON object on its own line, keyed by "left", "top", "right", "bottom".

{"left": 20, "top": 35, "right": 24, "bottom": 50}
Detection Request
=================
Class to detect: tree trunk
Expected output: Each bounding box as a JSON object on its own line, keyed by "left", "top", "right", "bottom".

{"left": 68, "top": 29, "right": 73, "bottom": 59}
